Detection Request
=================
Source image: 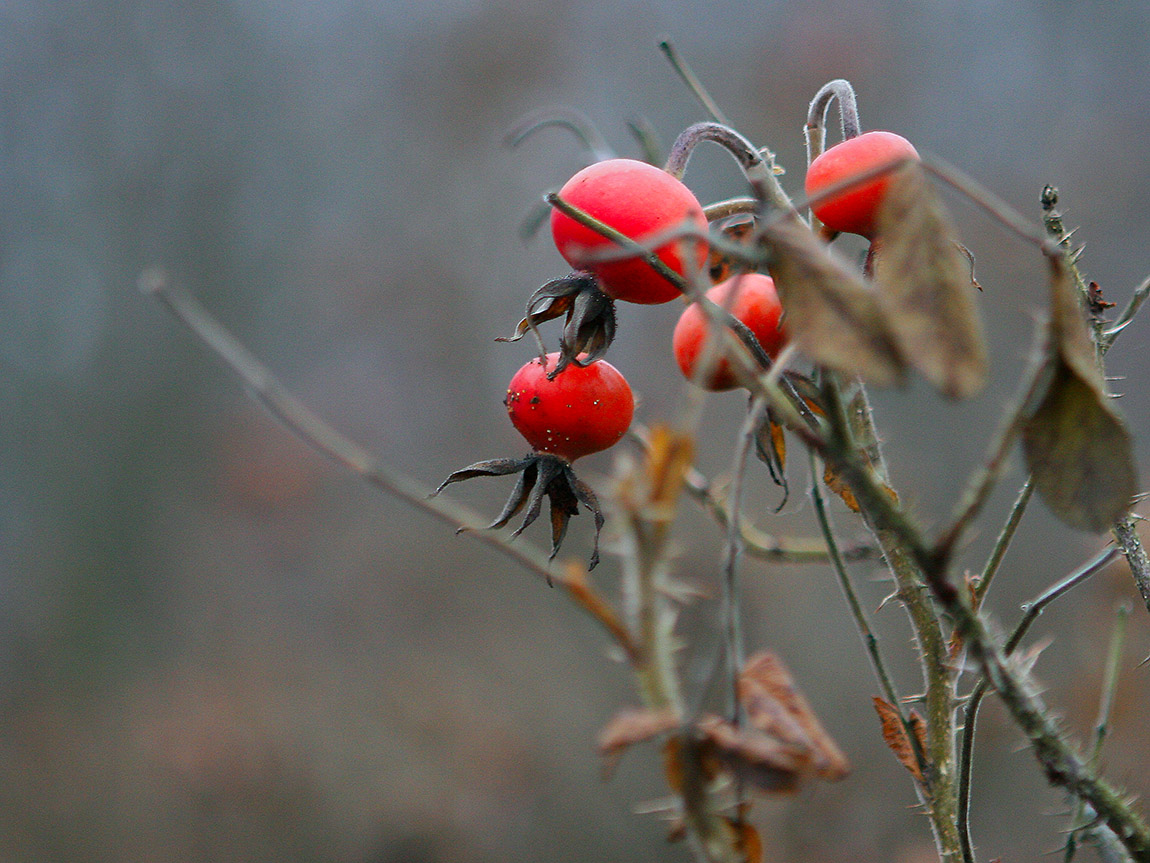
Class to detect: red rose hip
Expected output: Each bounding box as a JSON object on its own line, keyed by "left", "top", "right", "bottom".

{"left": 550, "top": 158, "right": 708, "bottom": 304}
{"left": 804, "top": 131, "right": 919, "bottom": 238}
{"left": 505, "top": 353, "right": 634, "bottom": 461}
{"left": 673, "top": 273, "right": 787, "bottom": 391}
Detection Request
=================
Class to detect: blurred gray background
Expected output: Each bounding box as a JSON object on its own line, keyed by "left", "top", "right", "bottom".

{"left": 4, "top": 1, "right": 1150, "bottom": 861}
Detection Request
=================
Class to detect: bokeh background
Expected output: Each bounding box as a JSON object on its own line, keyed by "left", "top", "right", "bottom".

{"left": 4, "top": 1, "right": 1150, "bottom": 861}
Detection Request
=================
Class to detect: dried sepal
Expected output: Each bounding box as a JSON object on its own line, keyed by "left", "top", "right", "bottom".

{"left": 598, "top": 707, "right": 681, "bottom": 778}
{"left": 872, "top": 696, "right": 926, "bottom": 784}
{"left": 433, "top": 452, "right": 607, "bottom": 569}
{"left": 752, "top": 411, "right": 789, "bottom": 508}
{"left": 1021, "top": 257, "right": 1137, "bottom": 533}
{"left": 872, "top": 163, "right": 988, "bottom": 399}
{"left": 497, "top": 272, "right": 617, "bottom": 377}
{"left": 763, "top": 211, "right": 905, "bottom": 386}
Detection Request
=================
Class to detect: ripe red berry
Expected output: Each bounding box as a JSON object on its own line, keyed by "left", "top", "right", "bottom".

{"left": 672, "top": 273, "right": 787, "bottom": 391}
{"left": 550, "top": 158, "right": 709, "bottom": 305}
{"left": 505, "top": 353, "right": 634, "bottom": 461}
{"left": 804, "top": 131, "right": 920, "bottom": 238}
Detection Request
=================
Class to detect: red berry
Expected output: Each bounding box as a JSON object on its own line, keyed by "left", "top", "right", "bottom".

{"left": 804, "top": 131, "right": 920, "bottom": 238}
{"left": 505, "top": 353, "right": 634, "bottom": 461}
{"left": 550, "top": 158, "right": 709, "bottom": 305}
{"left": 672, "top": 274, "right": 787, "bottom": 391}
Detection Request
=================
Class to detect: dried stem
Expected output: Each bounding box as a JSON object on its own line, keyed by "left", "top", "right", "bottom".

{"left": 809, "top": 449, "right": 918, "bottom": 766}
{"left": 658, "top": 38, "right": 731, "bottom": 127}
{"left": 958, "top": 547, "right": 1122, "bottom": 863}
{"left": 663, "top": 121, "right": 794, "bottom": 214}
{"left": 503, "top": 105, "right": 615, "bottom": 162}
{"left": 818, "top": 374, "right": 962, "bottom": 863}
{"left": 974, "top": 478, "right": 1035, "bottom": 607}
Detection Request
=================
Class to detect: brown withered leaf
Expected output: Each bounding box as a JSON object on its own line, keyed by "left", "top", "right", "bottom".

{"left": 729, "top": 818, "right": 764, "bottom": 863}
{"left": 824, "top": 461, "right": 860, "bottom": 513}
{"left": 872, "top": 697, "right": 926, "bottom": 783}
{"left": 696, "top": 715, "right": 808, "bottom": 793}
{"left": 763, "top": 211, "right": 905, "bottom": 386}
{"left": 823, "top": 455, "right": 897, "bottom": 514}
{"left": 872, "top": 163, "right": 988, "bottom": 399}
{"left": 597, "top": 707, "right": 680, "bottom": 778}
{"left": 737, "top": 651, "right": 851, "bottom": 782}
{"left": 1021, "top": 258, "right": 1137, "bottom": 533}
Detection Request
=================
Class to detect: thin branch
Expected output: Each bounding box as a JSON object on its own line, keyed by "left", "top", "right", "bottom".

{"left": 809, "top": 449, "right": 917, "bottom": 764}
{"left": 658, "top": 38, "right": 731, "bottom": 127}
{"left": 1111, "top": 518, "right": 1150, "bottom": 616}
{"left": 140, "top": 269, "right": 562, "bottom": 589}
{"left": 933, "top": 332, "right": 1051, "bottom": 564}
{"left": 974, "top": 478, "right": 1035, "bottom": 607}
{"left": 1102, "top": 275, "right": 1150, "bottom": 349}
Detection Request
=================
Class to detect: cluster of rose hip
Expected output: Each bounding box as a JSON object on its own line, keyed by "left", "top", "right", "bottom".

{"left": 437, "top": 114, "right": 918, "bottom": 569}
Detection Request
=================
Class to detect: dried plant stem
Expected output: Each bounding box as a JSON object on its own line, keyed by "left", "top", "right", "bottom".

{"left": 1062, "top": 603, "right": 1132, "bottom": 862}
{"left": 503, "top": 105, "right": 615, "bottom": 162}
{"left": 1040, "top": 196, "right": 1150, "bottom": 619}
{"left": 974, "top": 477, "right": 1035, "bottom": 606}
{"left": 1112, "top": 519, "right": 1150, "bottom": 614}
{"left": 806, "top": 78, "right": 861, "bottom": 152}
{"left": 809, "top": 449, "right": 913, "bottom": 749}
{"left": 658, "top": 39, "right": 731, "bottom": 127}
{"left": 934, "top": 336, "right": 1050, "bottom": 564}
{"left": 663, "top": 121, "right": 794, "bottom": 214}
{"left": 1102, "top": 274, "right": 1150, "bottom": 349}
{"left": 957, "top": 547, "right": 1124, "bottom": 863}
{"left": 817, "top": 375, "right": 961, "bottom": 863}
{"left": 723, "top": 398, "right": 765, "bottom": 719}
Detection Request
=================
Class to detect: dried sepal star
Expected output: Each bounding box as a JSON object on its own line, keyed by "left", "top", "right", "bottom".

{"left": 497, "top": 272, "right": 617, "bottom": 378}
{"left": 433, "top": 452, "right": 606, "bottom": 570}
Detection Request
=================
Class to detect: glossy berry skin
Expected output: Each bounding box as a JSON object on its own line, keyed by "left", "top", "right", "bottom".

{"left": 505, "top": 353, "right": 634, "bottom": 461}
{"left": 673, "top": 274, "right": 787, "bottom": 391}
{"left": 804, "top": 131, "right": 920, "bottom": 238}
{"left": 551, "top": 158, "right": 708, "bottom": 305}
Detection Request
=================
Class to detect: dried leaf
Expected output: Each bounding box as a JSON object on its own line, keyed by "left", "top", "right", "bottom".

{"left": 763, "top": 211, "right": 905, "bottom": 386}
{"left": 1022, "top": 258, "right": 1136, "bottom": 533}
{"left": 872, "top": 697, "right": 925, "bottom": 783}
{"left": 738, "top": 651, "right": 851, "bottom": 782}
{"left": 872, "top": 163, "right": 988, "bottom": 399}
{"left": 697, "top": 715, "right": 808, "bottom": 793}
{"left": 824, "top": 461, "right": 860, "bottom": 513}
{"left": 598, "top": 707, "right": 680, "bottom": 777}
{"left": 729, "top": 818, "right": 764, "bottom": 863}
{"left": 823, "top": 456, "right": 897, "bottom": 514}
{"left": 643, "top": 424, "right": 696, "bottom": 510}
